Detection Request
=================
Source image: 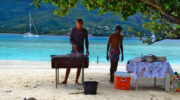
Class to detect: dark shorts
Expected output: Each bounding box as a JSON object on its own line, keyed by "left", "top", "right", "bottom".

{"left": 110, "top": 48, "right": 120, "bottom": 62}
{"left": 71, "top": 49, "right": 84, "bottom": 55}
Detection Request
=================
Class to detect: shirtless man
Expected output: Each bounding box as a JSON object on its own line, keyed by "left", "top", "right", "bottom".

{"left": 62, "top": 18, "right": 89, "bottom": 85}
{"left": 106, "top": 25, "right": 124, "bottom": 83}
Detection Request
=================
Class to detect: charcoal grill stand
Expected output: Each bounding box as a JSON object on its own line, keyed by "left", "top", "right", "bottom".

{"left": 55, "top": 68, "right": 59, "bottom": 88}
{"left": 55, "top": 61, "right": 85, "bottom": 88}
{"left": 82, "top": 60, "right": 85, "bottom": 83}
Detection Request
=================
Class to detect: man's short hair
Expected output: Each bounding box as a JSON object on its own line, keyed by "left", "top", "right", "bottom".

{"left": 77, "top": 18, "right": 83, "bottom": 24}
{"left": 115, "top": 25, "right": 122, "bottom": 31}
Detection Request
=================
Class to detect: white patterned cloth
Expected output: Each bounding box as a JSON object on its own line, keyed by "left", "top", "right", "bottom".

{"left": 126, "top": 61, "right": 174, "bottom": 80}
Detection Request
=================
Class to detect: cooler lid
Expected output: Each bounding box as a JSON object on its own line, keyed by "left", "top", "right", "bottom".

{"left": 114, "top": 71, "right": 130, "bottom": 77}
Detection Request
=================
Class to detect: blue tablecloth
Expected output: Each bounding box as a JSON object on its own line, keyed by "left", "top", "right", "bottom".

{"left": 126, "top": 62, "right": 174, "bottom": 80}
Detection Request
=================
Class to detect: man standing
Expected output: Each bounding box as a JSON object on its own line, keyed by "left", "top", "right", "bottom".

{"left": 107, "top": 25, "right": 124, "bottom": 83}
{"left": 62, "top": 18, "right": 89, "bottom": 85}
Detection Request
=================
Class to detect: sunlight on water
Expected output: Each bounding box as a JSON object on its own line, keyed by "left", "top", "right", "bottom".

{"left": 0, "top": 33, "right": 180, "bottom": 64}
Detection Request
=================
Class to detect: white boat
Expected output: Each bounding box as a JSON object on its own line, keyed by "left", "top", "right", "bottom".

{"left": 24, "top": 12, "right": 39, "bottom": 38}
{"left": 24, "top": 32, "right": 39, "bottom": 37}
{"left": 151, "top": 33, "right": 156, "bottom": 42}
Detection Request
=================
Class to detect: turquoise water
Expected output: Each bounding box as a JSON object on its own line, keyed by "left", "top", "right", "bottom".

{"left": 0, "top": 33, "right": 180, "bottom": 64}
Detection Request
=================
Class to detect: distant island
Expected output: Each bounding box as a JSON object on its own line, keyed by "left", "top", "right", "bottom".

{"left": 0, "top": 0, "right": 151, "bottom": 37}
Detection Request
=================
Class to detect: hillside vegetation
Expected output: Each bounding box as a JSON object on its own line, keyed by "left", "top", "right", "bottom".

{"left": 0, "top": 0, "right": 151, "bottom": 36}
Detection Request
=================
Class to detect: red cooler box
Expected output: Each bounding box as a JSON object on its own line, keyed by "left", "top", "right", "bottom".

{"left": 114, "top": 71, "right": 131, "bottom": 90}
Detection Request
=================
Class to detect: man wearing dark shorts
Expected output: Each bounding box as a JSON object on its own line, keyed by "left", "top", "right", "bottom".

{"left": 62, "top": 18, "right": 89, "bottom": 85}
{"left": 106, "top": 25, "right": 124, "bottom": 83}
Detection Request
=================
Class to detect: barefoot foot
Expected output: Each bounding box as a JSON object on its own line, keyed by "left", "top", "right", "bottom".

{"left": 110, "top": 78, "right": 114, "bottom": 83}
{"left": 61, "top": 81, "right": 67, "bottom": 84}
{"left": 75, "top": 82, "right": 82, "bottom": 85}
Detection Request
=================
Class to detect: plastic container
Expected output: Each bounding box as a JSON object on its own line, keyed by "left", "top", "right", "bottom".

{"left": 83, "top": 81, "right": 98, "bottom": 95}
{"left": 114, "top": 72, "right": 131, "bottom": 90}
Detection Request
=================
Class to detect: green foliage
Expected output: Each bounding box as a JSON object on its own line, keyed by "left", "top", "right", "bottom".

{"left": 32, "top": 0, "right": 179, "bottom": 23}
{"left": 1, "top": 0, "right": 180, "bottom": 44}
{"left": 140, "top": 20, "right": 179, "bottom": 44}
{"left": 31, "top": 0, "right": 180, "bottom": 44}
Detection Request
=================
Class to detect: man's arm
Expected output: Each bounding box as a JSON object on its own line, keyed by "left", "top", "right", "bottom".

{"left": 107, "top": 35, "right": 112, "bottom": 60}
{"left": 70, "top": 28, "right": 77, "bottom": 51}
{"left": 85, "top": 29, "right": 89, "bottom": 51}
{"left": 84, "top": 29, "right": 89, "bottom": 55}
{"left": 120, "top": 36, "right": 124, "bottom": 62}
{"left": 70, "top": 28, "right": 75, "bottom": 45}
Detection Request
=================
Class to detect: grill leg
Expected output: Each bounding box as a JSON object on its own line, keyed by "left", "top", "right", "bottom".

{"left": 82, "top": 68, "right": 84, "bottom": 83}
{"left": 82, "top": 62, "right": 85, "bottom": 84}
{"left": 57, "top": 68, "right": 59, "bottom": 84}
{"left": 56, "top": 68, "right": 57, "bottom": 88}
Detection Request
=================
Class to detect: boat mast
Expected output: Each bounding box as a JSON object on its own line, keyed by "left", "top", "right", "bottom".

{"left": 32, "top": 21, "right": 38, "bottom": 35}
{"left": 29, "top": 11, "right": 32, "bottom": 33}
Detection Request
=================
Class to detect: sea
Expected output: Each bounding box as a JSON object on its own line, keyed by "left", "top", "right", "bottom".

{"left": 0, "top": 33, "right": 180, "bottom": 64}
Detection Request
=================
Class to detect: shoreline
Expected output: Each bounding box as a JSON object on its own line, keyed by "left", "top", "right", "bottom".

{"left": 1, "top": 33, "right": 180, "bottom": 41}
{"left": 0, "top": 33, "right": 141, "bottom": 38}
{"left": 1, "top": 59, "right": 180, "bottom": 65}
{"left": 0, "top": 59, "right": 180, "bottom": 72}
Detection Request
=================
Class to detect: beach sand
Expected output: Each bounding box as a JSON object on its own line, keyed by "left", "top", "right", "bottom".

{"left": 0, "top": 60, "right": 180, "bottom": 100}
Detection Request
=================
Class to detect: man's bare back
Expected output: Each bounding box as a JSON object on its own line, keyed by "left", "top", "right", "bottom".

{"left": 106, "top": 25, "right": 124, "bottom": 83}
{"left": 109, "top": 33, "right": 123, "bottom": 49}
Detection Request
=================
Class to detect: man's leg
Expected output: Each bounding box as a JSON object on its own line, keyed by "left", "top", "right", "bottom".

{"left": 113, "top": 61, "right": 118, "bottom": 73}
{"left": 110, "top": 60, "right": 115, "bottom": 83}
{"left": 75, "top": 68, "right": 81, "bottom": 85}
{"left": 110, "top": 60, "right": 118, "bottom": 83}
{"left": 62, "top": 68, "right": 71, "bottom": 84}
